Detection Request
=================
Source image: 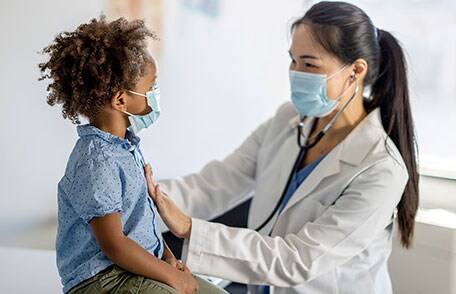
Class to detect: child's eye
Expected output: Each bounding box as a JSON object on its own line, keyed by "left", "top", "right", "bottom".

{"left": 305, "top": 63, "right": 315, "bottom": 68}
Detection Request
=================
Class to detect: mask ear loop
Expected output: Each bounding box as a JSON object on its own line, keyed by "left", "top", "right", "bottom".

{"left": 124, "top": 90, "right": 149, "bottom": 116}
{"left": 122, "top": 110, "right": 135, "bottom": 117}
{"left": 128, "top": 90, "right": 147, "bottom": 97}
{"left": 326, "top": 64, "right": 348, "bottom": 80}
{"left": 322, "top": 78, "right": 358, "bottom": 132}
{"left": 298, "top": 77, "right": 359, "bottom": 149}
{"left": 330, "top": 70, "right": 357, "bottom": 101}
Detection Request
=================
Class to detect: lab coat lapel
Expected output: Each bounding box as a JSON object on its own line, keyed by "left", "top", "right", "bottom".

{"left": 280, "top": 144, "right": 342, "bottom": 215}
{"left": 279, "top": 108, "right": 384, "bottom": 215}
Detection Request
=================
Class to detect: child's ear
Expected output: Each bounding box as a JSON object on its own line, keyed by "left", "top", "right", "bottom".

{"left": 110, "top": 91, "right": 127, "bottom": 111}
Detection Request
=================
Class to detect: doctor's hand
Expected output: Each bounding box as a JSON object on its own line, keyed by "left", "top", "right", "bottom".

{"left": 144, "top": 164, "right": 192, "bottom": 240}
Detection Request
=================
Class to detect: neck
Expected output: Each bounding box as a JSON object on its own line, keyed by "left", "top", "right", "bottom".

{"left": 90, "top": 115, "right": 129, "bottom": 139}
{"left": 313, "top": 91, "right": 367, "bottom": 147}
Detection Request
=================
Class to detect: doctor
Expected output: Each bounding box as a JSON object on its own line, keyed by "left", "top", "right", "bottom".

{"left": 146, "top": 2, "right": 419, "bottom": 293}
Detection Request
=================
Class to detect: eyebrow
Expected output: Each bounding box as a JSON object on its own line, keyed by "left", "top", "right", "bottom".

{"left": 288, "top": 50, "right": 319, "bottom": 60}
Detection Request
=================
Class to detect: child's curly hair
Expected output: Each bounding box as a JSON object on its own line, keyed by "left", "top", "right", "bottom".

{"left": 39, "top": 15, "right": 157, "bottom": 124}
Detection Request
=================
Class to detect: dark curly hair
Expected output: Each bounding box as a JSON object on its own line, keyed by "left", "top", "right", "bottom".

{"left": 39, "top": 15, "right": 157, "bottom": 124}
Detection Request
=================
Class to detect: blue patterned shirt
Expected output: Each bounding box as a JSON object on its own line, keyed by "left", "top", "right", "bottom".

{"left": 56, "top": 125, "right": 163, "bottom": 293}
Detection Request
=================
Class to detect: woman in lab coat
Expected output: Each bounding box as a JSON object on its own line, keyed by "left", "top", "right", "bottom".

{"left": 145, "top": 2, "right": 419, "bottom": 293}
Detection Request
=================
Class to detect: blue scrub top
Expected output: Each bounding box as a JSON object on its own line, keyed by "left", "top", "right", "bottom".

{"left": 279, "top": 153, "right": 327, "bottom": 213}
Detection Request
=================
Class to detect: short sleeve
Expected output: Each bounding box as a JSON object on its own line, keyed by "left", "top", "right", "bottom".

{"left": 69, "top": 158, "right": 123, "bottom": 223}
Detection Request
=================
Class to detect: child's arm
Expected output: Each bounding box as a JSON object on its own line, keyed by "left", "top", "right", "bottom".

{"left": 90, "top": 212, "right": 198, "bottom": 294}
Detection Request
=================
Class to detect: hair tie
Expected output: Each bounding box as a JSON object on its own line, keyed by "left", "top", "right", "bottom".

{"left": 376, "top": 28, "right": 381, "bottom": 40}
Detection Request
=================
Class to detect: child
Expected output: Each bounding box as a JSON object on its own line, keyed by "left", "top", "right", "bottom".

{"left": 39, "top": 16, "right": 227, "bottom": 294}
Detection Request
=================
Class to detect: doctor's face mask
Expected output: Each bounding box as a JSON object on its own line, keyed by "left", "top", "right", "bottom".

{"left": 288, "top": 23, "right": 357, "bottom": 118}
{"left": 289, "top": 65, "right": 353, "bottom": 117}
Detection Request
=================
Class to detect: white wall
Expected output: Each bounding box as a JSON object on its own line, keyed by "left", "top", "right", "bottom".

{"left": 0, "top": 0, "right": 304, "bottom": 239}
{"left": 2, "top": 3, "right": 456, "bottom": 293}
{"left": 3, "top": 0, "right": 454, "bottom": 270}
{"left": 0, "top": 0, "right": 107, "bottom": 237}
{"left": 339, "top": 0, "right": 456, "bottom": 171}
{"left": 141, "top": 0, "right": 303, "bottom": 179}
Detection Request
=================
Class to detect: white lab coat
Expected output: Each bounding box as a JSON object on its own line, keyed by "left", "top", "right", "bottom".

{"left": 159, "top": 102, "right": 408, "bottom": 294}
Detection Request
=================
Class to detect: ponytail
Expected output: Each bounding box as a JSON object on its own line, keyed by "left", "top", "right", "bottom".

{"left": 366, "top": 29, "right": 419, "bottom": 249}
{"left": 296, "top": 1, "right": 419, "bottom": 249}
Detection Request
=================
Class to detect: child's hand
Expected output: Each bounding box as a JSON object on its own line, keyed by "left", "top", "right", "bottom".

{"left": 164, "top": 256, "right": 190, "bottom": 273}
{"left": 170, "top": 270, "right": 199, "bottom": 294}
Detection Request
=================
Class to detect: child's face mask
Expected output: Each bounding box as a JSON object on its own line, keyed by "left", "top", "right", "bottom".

{"left": 123, "top": 85, "right": 161, "bottom": 134}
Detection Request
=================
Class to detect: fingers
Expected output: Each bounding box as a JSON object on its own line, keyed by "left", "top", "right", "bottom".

{"left": 156, "top": 184, "right": 164, "bottom": 197}
{"left": 174, "top": 261, "right": 184, "bottom": 271}
{"left": 194, "top": 277, "right": 200, "bottom": 292}
{"left": 156, "top": 184, "right": 170, "bottom": 199}
{"left": 144, "top": 163, "right": 150, "bottom": 177}
{"left": 148, "top": 163, "right": 153, "bottom": 177}
{"left": 170, "top": 260, "right": 178, "bottom": 268}
{"left": 176, "top": 263, "right": 185, "bottom": 271}
{"left": 144, "top": 163, "right": 155, "bottom": 187}
{"left": 176, "top": 261, "right": 190, "bottom": 273}
{"left": 155, "top": 184, "right": 169, "bottom": 202}
{"left": 145, "top": 163, "right": 160, "bottom": 201}
{"left": 153, "top": 185, "right": 163, "bottom": 204}
{"left": 161, "top": 189, "right": 170, "bottom": 199}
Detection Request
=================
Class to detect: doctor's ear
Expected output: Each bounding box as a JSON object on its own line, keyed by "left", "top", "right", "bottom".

{"left": 110, "top": 91, "right": 127, "bottom": 111}
{"left": 351, "top": 59, "right": 368, "bottom": 82}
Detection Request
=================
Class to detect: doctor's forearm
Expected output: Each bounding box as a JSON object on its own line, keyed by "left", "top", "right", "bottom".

{"left": 158, "top": 159, "right": 256, "bottom": 220}
{"left": 182, "top": 218, "right": 315, "bottom": 287}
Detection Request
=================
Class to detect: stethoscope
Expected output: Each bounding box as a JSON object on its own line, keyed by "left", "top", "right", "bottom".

{"left": 254, "top": 79, "right": 359, "bottom": 233}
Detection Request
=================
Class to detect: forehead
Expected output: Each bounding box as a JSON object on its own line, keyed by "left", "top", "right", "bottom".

{"left": 289, "top": 24, "right": 328, "bottom": 59}
{"left": 147, "top": 59, "right": 158, "bottom": 75}
{"left": 148, "top": 55, "right": 158, "bottom": 73}
{"left": 140, "top": 59, "right": 158, "bottom": 82}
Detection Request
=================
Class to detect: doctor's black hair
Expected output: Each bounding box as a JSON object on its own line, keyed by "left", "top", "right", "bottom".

{"left": 39, "top": 15, "right": 157, "bottom": 124}
{"left": 292, "top": 1, "right": 419, "bottom": 249}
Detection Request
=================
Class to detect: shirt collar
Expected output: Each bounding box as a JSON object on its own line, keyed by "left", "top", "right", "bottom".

{"left": 77, "top": 124, "right": 141, "bottom": 151}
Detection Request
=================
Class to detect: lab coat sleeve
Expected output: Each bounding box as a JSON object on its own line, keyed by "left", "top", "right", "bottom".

{"left": 157, "top": 117, "right": 272, "bottom": 221}
{"left": 182, "top": 159, "right": 409, "bottom": 286}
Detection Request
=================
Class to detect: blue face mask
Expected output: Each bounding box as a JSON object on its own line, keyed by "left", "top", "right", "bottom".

{"left": 124, "top": 85, "right": 161, "bottom": 134}
{"left": 290, "top": 65, "right": 352, "bottom": 117}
